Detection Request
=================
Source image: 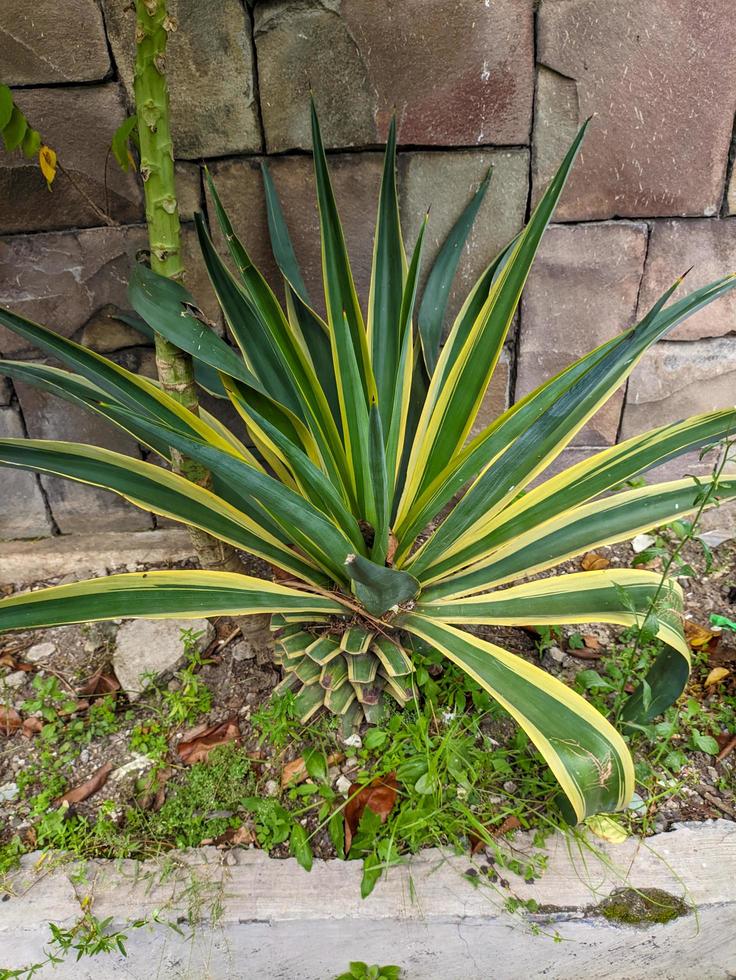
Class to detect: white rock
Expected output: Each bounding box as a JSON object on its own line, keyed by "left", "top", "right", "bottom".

{"left": 697, "top": 529, "right": 733, "bottom": 549}
{"left": 25, "top": 641, "right": 56, "bottom": 664}
{"left": 2, "top": 671, "right": 26, "bottom": 689}
{"left": 343, "top": 733, "right": 362, "bottom": 749}
{"left": 0, "top": 781, "right": 18, "bottom": 802}
{"left": 231, "top": 639, "right": 257, "bottom": 662}
{"left": 113, "top": 618, "right": 215, "bottom": 700}
{"left": 264, "top": 779, "right": 279, "bottom": 797}
{"left": 632, "top": 533, "right": 657, "bottom": 553}
{"left": 336, "top": 775, "right": 352, "bottom": 796}
{"left": 547, "top": 646, "right": 566, "bottom": 664}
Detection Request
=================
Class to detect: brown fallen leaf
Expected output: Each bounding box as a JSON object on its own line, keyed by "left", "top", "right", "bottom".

{"left": 344, "top": 773, "right": 399, "bottom": 853}
{"left": 55, "top": 761, "right": 113, "bottom": 806}
{"left": 684, "top": 621, "right": 720, "bottom": 653}
{"left": 582, "top": 634, "right": 602, "bottom": 651}
{"left": 581, "top": 551, "right": 610, "bottom": 571}
{"left": 78, "top": 666, "right": 120, "bottom": 698}
{"left": 201, "top": 823, "right": 256, "bottom": 848}
{"left": 469, "top": 814, "right": 522, "bottom": 854}
{"left": 281, "top": 751, "right": 345, "bottom": 788}
{"left": 386, "top": 532, "right": 399, "bottom": 566}
{"left": 138, "top": 767, "right": 174, "bottom": 812}
{"left": 21, "top": 716, "right": 43, "bottom": 737}
{"left": 177, "top": 717, "right": 240, "bottom": 765}
{"left": 705, "top": 667, "right": 730, "bottom": 687}
{"left": 0, "top": 706, "right": 22, "bottom": 735}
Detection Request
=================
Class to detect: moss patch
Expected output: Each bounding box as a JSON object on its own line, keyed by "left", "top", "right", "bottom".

{"left": 594, "top": 887, "right": 690, "bottom": 926}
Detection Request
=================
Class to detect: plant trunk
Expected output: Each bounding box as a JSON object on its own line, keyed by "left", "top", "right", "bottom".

{"left": 133, "top": 0, "right": 266, "bottom": 609}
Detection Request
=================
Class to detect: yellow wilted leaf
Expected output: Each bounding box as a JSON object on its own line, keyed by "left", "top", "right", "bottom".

{"left": 705, "top": 667, "right": 730, "bottom": 687}
{"left": 586, "top": 814, "right": 628, "bottom": 844}
{"left": 684, "top": 620, "right": 719, "bottom": 651}
{"left": 581, "top": 550, "right": 610, "bottom": 571}
{"left": 38, "top": 145, "right": 57, "bottom": 190}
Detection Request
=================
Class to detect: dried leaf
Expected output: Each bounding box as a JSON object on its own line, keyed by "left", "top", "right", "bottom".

{"left": 705, "top": 667, "right": 730, "bottom": 687}
{"left": 21, "top": 716, "right": 43, "bottom": 737}
{"left": 469, "top": 814, "right": 522, "bottom": 854}
{"left": 56, "top": 761, "right": 113, "bottom": 806}
{"left": 0, "top": 706, "right": 22, "bottom": 735}
{"left": 582, "top": 634, "right": 602, "bottom": 651}
{"left": 201, "top": 823, "right": 256, "bottom": 848}
{"left": 581, "top": 551, "right": 610, "bottom": 571}
{"left": 78, "top": 666, "right": 121, "bottom": 698}
{"left": 386, "top": 532, "right": 399, "bottom": 566}
{"left": 684, "top": 620, "right": 720, "bottom": 652}
{"left": 281, "top": 756, "right": 308, "bottom": 788}
{"left": 177, "top": 717, "right": 240, "bottom": 765}
{"left": 39, "top": 145, "right": 57, "bottom": 190}
{"left": 344, "top": 773, "right": 399, "bottom": 853}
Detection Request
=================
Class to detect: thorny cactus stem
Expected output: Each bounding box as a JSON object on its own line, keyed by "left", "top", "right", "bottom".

{"left": 133, "top": 0, "right": 250, "bottom": 578}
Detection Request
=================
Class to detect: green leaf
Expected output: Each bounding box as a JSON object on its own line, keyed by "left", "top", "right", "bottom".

{"left": 289, "top": 820, "right": 313, "bottom": 871}
{"left": 3, "top": 105, "right": 27, "bottom": 152}
{"left": 21, "top": 127, "right": 41, "bottom": 159}
{"left": 304, "top": 748, "right": 328, "bottom": 782}
{"left": 691, "top": 732, "right": 719, "bottom": 756}
{"left": 345, "top": 553, "right": 419, "bottom": 617}
{"left": 417, "top": 166, "right": 492, "bottom": 375}
{"left": 328, "top": 808, "right": 345, "bottom": 859}
{"left": 111, "top": 114, "right": 138, "bottom": 171}
{"left": 0, "top": 85, "right": 13, "bottom": 131}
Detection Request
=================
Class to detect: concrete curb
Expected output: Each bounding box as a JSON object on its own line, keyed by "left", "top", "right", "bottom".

{"left": 1, "top": 820, "right": 734, "bottom": 979}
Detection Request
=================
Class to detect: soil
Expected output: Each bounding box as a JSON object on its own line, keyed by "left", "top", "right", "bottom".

{"left": 1, "top": 536, "right": 734, "bottom": 863}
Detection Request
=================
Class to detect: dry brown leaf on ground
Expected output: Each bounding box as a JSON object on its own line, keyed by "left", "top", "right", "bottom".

{"left": 55, "top": 761, "right": 113, "bottom": 806}
{"left": 469, "top": 814, "right": 522, "bottom": 854}
{"left": 281, "top": 751, "right": 345, "bottom": 788}
{"left": 21, "top": 716, "right": 43, "bottom": 737}
{"left": 684, "top": 620, "right": 720, "bottom": 653}
{"left": 344, "top": 773, "right": 399, "bottom": 853}
{"left": 582, "top": 634, "right": 602, "bottom": 650}
{"left": 0, "top": 706, "right": 22, "bottom": 735}
{"left": 78, "top": 666, "right": 121, "bottom": 698}
{"left": 581, "top": 551, "right": 610, "bottom": 571}
{"left": 177, "top": 717, "right": 240, "bottom": 765}
{"left": 201, "top": 823, "right": 256, "bottom": 848}
{"left": 705, "top": 667, "right": 730, "bottom": 687}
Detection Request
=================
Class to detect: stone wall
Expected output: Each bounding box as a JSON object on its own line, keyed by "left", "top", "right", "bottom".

{"left": 1, "top": 0, "right": 735, "bottom": 539}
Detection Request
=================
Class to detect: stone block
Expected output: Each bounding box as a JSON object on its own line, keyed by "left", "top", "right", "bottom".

{"left": 534, "top": 1, "right": 736, "bottom": 219}
{"left": 113, "top": 618, "right": 215, "bottom": 700}
{"left": 0, "top": 377, "right": 11, "bottom": 406}
{"left": 12, "top": 381, "right": 153, "bottom": 534}
{"left": 0, "top": 1, "right": 110, "bottom": 84}
{"left": 102, "top": 0, "right": 261, "bottom": 158}
{"left": 0, "top": 225, "right": 218, "bottom": 357}
{"left": 0, "top": 406, "right": 52, "bottom": 540}
{"left": 175, "top": 163, "right": 202, "bottom": 222}
{"left": 399, "top": 148, "right": 529, "bottom": 333}
{"left": 517, "top": 221, "right": 648, "bottom": 445}
{"left": 0, "top": 86, "right": 143, "bottom": 233}
{"left": 637, "top": 218, "right": 736, "bottom": 341}
{"left": 254, "top": 0, "right": 534, "bottom": 151}
{"left": 621, "top": 336, "right": 736, "bottom": 439}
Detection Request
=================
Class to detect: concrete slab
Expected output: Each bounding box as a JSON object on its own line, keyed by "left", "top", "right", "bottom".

{"left": 1, "top": 821, "right": 734, "bottom": 978}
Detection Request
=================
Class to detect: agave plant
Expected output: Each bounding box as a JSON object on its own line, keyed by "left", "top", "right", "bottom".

{"left": 1, "top": 106, "right": 735, "bottom": 823}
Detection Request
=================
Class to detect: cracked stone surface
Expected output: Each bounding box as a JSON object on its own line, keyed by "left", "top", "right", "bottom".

{"left": 254, "top": 0, "right": 534, "bottom": 151}
{"left": 517, "top": 221, "right": 649, "bottom": 445}
{"left": 0, "top": 1, "right": 110, "bottom": 84}
{"left": 102, "top": 0, "right": 261, "bottom": 158}
{"left": 621, "top": 336, "right": 736, "bottom": 439}
{"left": 637, "top": 218, "right": 736, "bottom": 341}
{"left": 0, "top": 225, "right": 219, "bottom": 357}
{"left": 0, "top": 86, "right": 143, "bottom": 234}
{"left": 113, "top": 618, "right": 215, "bottom": 701}
{"left": 534, "top": 0, "right": 736, "bottom": 219}
{"left": 0, "top": 406, "right": 52, "bottom": 540}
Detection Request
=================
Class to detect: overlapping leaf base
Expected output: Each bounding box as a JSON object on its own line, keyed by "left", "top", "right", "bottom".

{"left": 270, "top": 614, "right": 415, "bottom": 728}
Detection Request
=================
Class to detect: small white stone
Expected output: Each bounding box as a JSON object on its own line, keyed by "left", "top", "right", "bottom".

{"left": 547, "top": 646, "right": 566, "bottom": 664}
{"left": 0, "top": 782, "right": 18, "bottom": 802}
{"left": 2, "top": 671, "right": 26, "bottom": 690}
{"left": 25, "top": 642, "right": 56, "bottom": 664}
{"left": 503, "top": 780, "right": 518, "bottom": 794}
{"left": 632, "top": 533, "right": 657, "bottom": 553}
{"left": 264, "top": 779, "right": 279, "bottom": 797}
{"left": 343, "top": 733, "right": 362, "bottom": 749}
{"left": 336, "top": 775, "right": 352, "bottom": 796}
{"left": 231, "top": 640, "right": 257, "bottom": 662}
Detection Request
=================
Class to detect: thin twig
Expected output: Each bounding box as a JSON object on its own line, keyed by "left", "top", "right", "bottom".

{"left": 56, "top": 161, "right": 117, "bottom": 227}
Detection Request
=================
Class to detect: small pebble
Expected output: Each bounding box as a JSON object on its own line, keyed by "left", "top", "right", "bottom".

{"left": 2, "top": 672, "right": 26, "bottom": 690}
{"left": 343, "top": 734, "right": 362, "bottom": 749}
{"left": 231, "top": 640, "right": 256, "bottom": 662}
{"left": 264, "top": 779, "right": 279, "bottom": 797}
{"left": 25, "top": 642, "right": 55, "bottom": 664}
{"left": 0, "top": 782, "right": 18, "bottom": 802}
{"left": 503, "top": 780, "right": 517, "bottom": 793}
{"left": 547, "top": 646, "right": 566, "bottom": 664}
{"left": 336, "top": 775, "right": 352, "bottom": 795}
